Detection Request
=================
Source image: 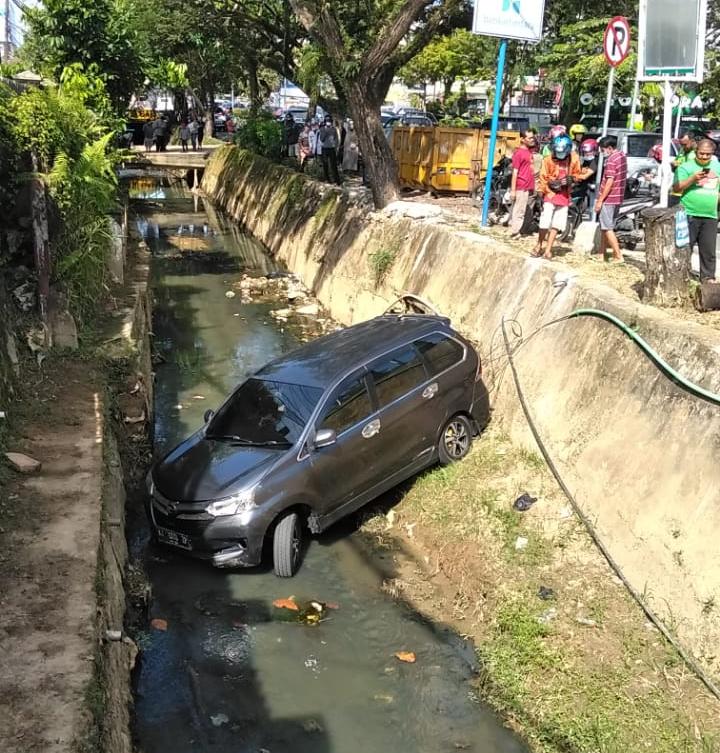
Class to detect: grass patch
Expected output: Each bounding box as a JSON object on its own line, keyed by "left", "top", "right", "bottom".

{"left": 368, "top": 245, "right": 399, "bottom": 285}
{"left": 379, "top": 425, "right": 720, "bottom": 753}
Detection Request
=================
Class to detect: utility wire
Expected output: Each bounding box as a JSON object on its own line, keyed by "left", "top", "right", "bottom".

{"left": 501, "top": 312, "right": 720, "bottom": 703}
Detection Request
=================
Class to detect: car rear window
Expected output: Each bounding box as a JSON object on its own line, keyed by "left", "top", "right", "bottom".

{"left": 369, "top": 346, "right": 427, "bottom": 407}
{"left": 320, "top": 376, "right": 372, "bottom": 435}
{"left": 414, "top": 333, "right": 464, "bottom": 375}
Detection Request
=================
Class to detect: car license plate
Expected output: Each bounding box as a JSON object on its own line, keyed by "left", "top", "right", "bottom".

{"left": 157, "top": 526, "right": 193, "bottom": 551}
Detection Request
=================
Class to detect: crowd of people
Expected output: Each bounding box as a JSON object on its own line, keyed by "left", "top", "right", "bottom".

{"left": 506, "top": 121, "right": 720, "bottom": 274}
{"left": 282, "top": 113, "right": 360, "bottom": 185}
{"left": 142, "top": 113, "right": 208, "bottom": 153}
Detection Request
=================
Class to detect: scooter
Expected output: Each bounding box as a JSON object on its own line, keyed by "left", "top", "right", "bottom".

{"left": 472, "top": 157, "right": 513, "bottom": 225}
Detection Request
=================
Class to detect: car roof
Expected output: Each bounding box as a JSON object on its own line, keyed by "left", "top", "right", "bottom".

{"left": 256, "top": 315, "right": 454, "bottom": 388}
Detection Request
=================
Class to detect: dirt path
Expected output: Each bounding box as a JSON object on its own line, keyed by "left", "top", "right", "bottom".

{"left": 0, "top": 359, "right": 105, "bottom": 753}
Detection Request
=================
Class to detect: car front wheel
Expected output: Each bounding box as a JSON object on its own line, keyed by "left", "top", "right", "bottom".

{"left": 273, "top": 511, "right": 303, "bottom": 577}
{"left": 438, "top": 414, "right": 473, "bottom": 466}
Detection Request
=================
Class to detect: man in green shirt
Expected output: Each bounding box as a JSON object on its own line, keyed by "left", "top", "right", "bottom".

{"left": 669, "top": 130, "right": 700, "bottom": 206}
{"left": 674, "top": 138, "right": 720, "bottom": 282}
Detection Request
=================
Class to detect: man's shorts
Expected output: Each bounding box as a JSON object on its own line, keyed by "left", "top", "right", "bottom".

{"left": 288, "top": 143, "right": 299, "bottom": 158}
{"left": 539, "top": 202, "right": 568, "bottom": 231}
{"left": 599, "top": 204, "right": 620, "bottom": 231}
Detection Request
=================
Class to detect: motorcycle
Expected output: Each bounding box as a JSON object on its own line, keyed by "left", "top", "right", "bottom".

{"left": 472, "top": 157, "right": 513, "bottom": 225}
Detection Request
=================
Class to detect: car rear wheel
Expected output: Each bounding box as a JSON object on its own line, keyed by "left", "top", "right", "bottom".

{"left": 438, "top": 414, "right": 473, "bottom": 466}
{"left": 273, "top": 511, "right": 303, "bottom": 577}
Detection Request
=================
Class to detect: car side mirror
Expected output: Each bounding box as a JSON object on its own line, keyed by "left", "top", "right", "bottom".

{"left": 203, "top": 409, "right": 215, "bottom": 424}
{"left": 313, "top": 428, "right": 337, "bottom": 449}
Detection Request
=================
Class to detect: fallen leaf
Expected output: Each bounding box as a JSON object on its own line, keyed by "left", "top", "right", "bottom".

{"left": 272, "top": 597, "right": 300, "bottom": 611}
{"left": 394, "top": 651, "right": 416, "bottom": 663}
{"left": 150, "top": 618, "right": 168, "bottom": 631}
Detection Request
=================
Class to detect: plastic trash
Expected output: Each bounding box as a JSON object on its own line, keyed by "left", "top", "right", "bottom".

{"left": 513, "top": 493, "right": 537, "bottom": 512}
{"left": 538, "top": 607, "right": 557, "bottom": 624}
{"left": 538, "top": 586, "right": 555, "bottom": 601}
{"left": 514, "top": 536, "right": 529, "bottom": 550}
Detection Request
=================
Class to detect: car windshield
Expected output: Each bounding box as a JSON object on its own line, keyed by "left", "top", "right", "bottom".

{"left": 207, "top": 378, "right": 323, "bottom": 447}
{"left": 625, "top": 135, "right": 660, "bottom": 158}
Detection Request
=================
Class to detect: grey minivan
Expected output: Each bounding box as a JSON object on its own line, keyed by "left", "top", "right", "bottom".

{"left": 146, "top": 312, "right": 488, "bottom": 576}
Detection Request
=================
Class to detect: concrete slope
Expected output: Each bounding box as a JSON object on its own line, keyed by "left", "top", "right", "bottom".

{"left": 202, "top": 146, "right": 720, "bottom": 685}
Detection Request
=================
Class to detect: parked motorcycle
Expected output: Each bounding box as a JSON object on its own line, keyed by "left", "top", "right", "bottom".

{"left": 472, "top": 157, "right": 513, "bottom": 225}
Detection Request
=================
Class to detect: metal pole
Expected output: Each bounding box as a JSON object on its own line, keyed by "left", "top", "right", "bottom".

{"left": 481, "top": 39, "right": 508, "bottom": 227}
{"left": 629, "top": 79, "right": 640, "bottom": 129}
{"left": 660, "top": 79, "right": 673, "bottom": 208}
{"left": 674, "top": 95, "right": 682, "bottom": 139}
{"left": 592, "top": 66, "right": 616, "bottom": 222}
{"left": 231, "top": 84, "right": 235, "bottom": 111}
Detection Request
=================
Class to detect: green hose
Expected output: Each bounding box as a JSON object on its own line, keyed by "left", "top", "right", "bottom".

{"left": 565, "top": 308, "right": 720, "bottom": 407}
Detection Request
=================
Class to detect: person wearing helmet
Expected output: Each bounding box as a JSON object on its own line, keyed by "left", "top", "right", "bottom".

{"left": 541, "top": 125, "right": 567, "bottom": 157}
{"left": 576, "top": 137, "right": 599, "bottom": 200}
{"left": 569, "top": 123, "right": 588, "bottom": 152}
{"left": 533, "top": 134, "right": 593, "bottom": 258}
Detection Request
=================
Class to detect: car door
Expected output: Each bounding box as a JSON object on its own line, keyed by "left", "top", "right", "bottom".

{"left": 413, "top": 331, "right": 472, "bottom": 433}
{"left": 364, "top": 345, "right": 436, "bottom": 479}
{"left": 307, "top": 370, "right": 379, "bottom": 515}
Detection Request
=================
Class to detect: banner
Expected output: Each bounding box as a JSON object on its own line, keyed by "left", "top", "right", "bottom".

{"left": 472, "top": 0, "right": 546, "bottom": 43}
{"left": 637, "top": 0, "right": 708, "bottom": 81}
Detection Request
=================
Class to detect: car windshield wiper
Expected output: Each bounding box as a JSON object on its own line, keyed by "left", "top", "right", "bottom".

{"left": 207, "top": 434, "right": 290, "bottom": 448}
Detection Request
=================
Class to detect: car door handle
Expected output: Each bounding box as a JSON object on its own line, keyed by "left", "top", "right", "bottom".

{"left": 422, "top": 383, "right": 439, "bottom": 400}
{"left": 361, "top": 419, "right": 381, "bottom": 439}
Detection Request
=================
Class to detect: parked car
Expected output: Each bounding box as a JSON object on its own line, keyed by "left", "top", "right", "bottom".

{"left": 146, "top": 310, "right": 488, "bottom": 577}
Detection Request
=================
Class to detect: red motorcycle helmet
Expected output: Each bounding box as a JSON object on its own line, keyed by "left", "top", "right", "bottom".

{"left": 548, "top": 125, "right": 567, "bottom": 140}
{"left": 649, "top": 143, "right": 663, "bottom": 162}
{"left": 580, "top": 138, "right": 599, "bottom": 158}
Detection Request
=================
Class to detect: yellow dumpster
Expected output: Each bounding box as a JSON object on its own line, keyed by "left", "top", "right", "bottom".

{"left": 391, "top": 126, "right": 521, "bottom": 195}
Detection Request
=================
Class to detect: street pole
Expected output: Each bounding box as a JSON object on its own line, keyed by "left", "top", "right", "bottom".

{"left": 231, "top": 84, "right": 235, "bottom": 111}
{"left": 481, "top": 38, "right": 507, "bottom": 227}
{"left": 629, "top": 79, "right": 640, "bottom": 129}
{"left": 660, "top": 79, "right": 673, "bottom": 208}
{"left": 592, "top": 66, "right": 616, "bottom": 222}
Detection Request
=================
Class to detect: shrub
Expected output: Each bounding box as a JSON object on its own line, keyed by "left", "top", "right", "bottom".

{"left": 234, "top": 111, "right": 283, "bottom": 160}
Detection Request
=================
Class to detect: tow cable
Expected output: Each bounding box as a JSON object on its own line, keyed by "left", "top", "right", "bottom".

{"left": 501, "top": 309, "right": 720, "bottom": 701}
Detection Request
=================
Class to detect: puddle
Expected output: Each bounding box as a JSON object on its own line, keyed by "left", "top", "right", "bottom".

{"left": 128, "top": 177, "right": 528, "bottom": 753}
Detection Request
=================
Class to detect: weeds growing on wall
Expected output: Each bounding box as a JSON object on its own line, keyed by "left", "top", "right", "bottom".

{"left": 368, "top": 245, "right": 398, "bottom": 285}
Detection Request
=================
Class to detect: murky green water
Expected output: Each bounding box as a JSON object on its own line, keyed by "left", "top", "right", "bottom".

{"left": 129, "top": 179, "right": 527, "bottom": 753}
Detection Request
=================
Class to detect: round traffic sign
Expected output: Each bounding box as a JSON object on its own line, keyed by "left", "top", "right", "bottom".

{"left": 603, "top": 16, "right": 631, "bottom": 68}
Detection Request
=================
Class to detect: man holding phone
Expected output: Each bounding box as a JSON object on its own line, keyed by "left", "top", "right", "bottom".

{"left": 675, "top": 138, "right": 720, "bottom": 282}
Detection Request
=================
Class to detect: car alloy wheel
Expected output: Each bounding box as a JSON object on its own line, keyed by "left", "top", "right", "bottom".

{"left": 438, "top": 414, "right": 473, "bottom": 466}
{"left": 444, "top": 420, "right": 469, "bottom": 458}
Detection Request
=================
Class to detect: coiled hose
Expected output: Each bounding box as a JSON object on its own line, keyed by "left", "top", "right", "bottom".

{"left": 501, "top": 309, "right": 720, "bottom": 701}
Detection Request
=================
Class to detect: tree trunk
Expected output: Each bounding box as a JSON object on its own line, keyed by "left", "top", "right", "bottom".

{"left": 346, "top": 83, "right": 399, "bottom": 208}
{"left": 642, "top": 206, "right": 691, "bottom": 306}
{"left": 30, "top": 152, "right": 50, "bottom": 331}
{"left": 443, "top": 77, "right": 454, "bottom": 100}
{"left": 247, "top": 56, "right": 261, "bottom": 112}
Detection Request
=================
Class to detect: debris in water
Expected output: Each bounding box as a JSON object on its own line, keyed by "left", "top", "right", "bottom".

{"left": 191, "top": 394, "right": 206, "bottom": 400}
{"left": 538, "top": 586, "right": 556, "bottom": 601}
{"left": 272, "top": 597, "right": 299, "bottom": 611}
{"left": 150, "top": 618, "right": 168, "bottom": 631}
{"left": 225, "top": 290, "right": 236, "bottom": 298}
{"left": 513, "top": 493, "right": 537, "bottom": 512}
{"left": 175, "top": 404, "right": 183, "bottom": 410}
{"left": 373, "top": 693, "right": 394, "bottom": 704}
{"left": 514, "top": 536, "right": 529, "bottom": 551}
{"left": 210, "top": 713, "right": 229, "bottom": 727}
{"left": 394, "top": 651, "right": 417, "bottom": 664}
{"left": 302, "top": 719, "right": 323, "bottom": 733}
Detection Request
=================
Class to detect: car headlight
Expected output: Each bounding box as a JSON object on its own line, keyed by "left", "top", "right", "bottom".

{"left": 205, "top": 489, "right": 255, "bottom": 518}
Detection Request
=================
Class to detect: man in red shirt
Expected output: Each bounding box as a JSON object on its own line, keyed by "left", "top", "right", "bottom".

{"left": 594, "top": 135, "right": 628, "bottom": 262}
{"left": 509, "top": 129, "right": 537, "bottom": 238}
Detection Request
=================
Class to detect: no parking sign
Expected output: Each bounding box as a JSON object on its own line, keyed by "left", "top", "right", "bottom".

{"left": 603, "top": 16, "right": 631, "bottom": 68}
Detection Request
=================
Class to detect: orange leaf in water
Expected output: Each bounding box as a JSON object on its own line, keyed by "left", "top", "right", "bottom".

{"left": 272, "top": 597, "right": 300, "bottom": 611}
{"left": 150, "top": 618, "right": 168, "bottom": 631}
{"left": 394, "top": 651, "right": 417, "bottom": 663}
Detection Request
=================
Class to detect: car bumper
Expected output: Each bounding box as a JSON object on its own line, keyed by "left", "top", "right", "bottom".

{"left": 146, "top": 496, "right": 265, "bottom": 568}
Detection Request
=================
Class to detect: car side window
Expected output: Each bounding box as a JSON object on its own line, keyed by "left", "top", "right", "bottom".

{"left": 414, "top": 333, "right": 464, "bottom": 376}
{"left": 369, "top": 346, "right": 427, "bottom": 408}
{"left": 319, "top": 375, "right": 373, "bottom": 435}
